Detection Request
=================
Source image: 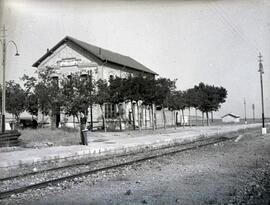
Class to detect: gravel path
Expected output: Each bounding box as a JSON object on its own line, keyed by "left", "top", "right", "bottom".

{"left": 1, "top": 128, "right": 270, "bottom": 205}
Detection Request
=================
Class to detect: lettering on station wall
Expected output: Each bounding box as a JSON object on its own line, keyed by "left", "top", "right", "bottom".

{"left": 57, "top": 57, "right": 98, "bottom": 68}
{"left": 57, "top": 58, "right": 80, "bottom": 67}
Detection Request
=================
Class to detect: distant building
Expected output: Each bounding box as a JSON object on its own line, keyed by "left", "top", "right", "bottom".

{"left": 221, "top": 113, "right": 240, "bottom": 123}
{"left": 32, "top": 36, "right": 157, "bottom": 129}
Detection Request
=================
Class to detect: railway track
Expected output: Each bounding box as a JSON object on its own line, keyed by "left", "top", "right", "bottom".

{"left": 0, "top": 133, "right": 240, "bottom": 200}
{"left": 0, "top": 133, "right": 230, "bottom": 182}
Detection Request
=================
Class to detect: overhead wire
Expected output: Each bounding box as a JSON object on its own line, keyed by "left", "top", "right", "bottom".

{"left": 208, "top": 1, "right": 260, "bottom": 54}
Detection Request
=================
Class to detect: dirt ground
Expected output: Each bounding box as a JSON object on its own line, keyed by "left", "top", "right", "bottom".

{"left": 3, "top": 128, "right": 267, "bottom": 205}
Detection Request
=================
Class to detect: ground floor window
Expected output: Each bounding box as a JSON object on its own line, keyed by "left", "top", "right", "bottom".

{"left": 105, "top": 103, "right": 116, "bottom": 119}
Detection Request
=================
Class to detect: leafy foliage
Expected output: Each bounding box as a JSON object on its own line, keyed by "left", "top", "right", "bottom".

{"left": 60, "top": 72, "right": 95, "bottom": 118}
{"left": 154, "top": 77, "right": 176, "bottom": 108}
{"left": 16, "top": 70, "right": 228, "bottom": 131}
{"left": 95, "top": 79, "right": 110, "bottom": 105}
{"left": 194, "top": 82, "right": 227, "bottom": 114}
{"left": 35, "top": 68, "right": 61, "bottom": 116}
{"left": 21, "top": 74, "right": 38, "bottom": 117}
{"left": 6, "top": 81, "right": 26, "bottom": 121}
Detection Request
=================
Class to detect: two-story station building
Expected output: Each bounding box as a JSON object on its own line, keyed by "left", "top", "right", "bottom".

{"left": 32, "top": 36, "right": 158, "bottom": 130}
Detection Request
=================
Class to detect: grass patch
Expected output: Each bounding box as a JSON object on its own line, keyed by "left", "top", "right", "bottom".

{"left": 19, "top": 127, "right": 80, "bottom": 148}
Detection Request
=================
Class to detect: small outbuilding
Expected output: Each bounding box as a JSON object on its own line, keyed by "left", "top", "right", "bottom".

{"left": 221, "top": 113, "right": 240, "bottom": 123}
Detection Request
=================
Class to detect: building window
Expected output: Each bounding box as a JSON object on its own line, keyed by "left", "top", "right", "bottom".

{"left": 105, "top": 103, "right": 116, "bottom": 119}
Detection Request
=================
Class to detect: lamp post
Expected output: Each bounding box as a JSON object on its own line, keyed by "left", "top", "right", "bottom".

{"left": 0, "top": 25, "right": 20, "bottom": 133}
{"left": 258, "top": 53, "right": 266, "bottom": 135}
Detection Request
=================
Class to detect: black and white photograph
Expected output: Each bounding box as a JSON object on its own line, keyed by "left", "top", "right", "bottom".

{"left": 0, "top": 0, "right": 269, "bottom": 204}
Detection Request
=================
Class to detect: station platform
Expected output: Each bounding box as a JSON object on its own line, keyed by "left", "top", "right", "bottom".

{"left": 0, "top": 123, "right": 263, "bottom": 173}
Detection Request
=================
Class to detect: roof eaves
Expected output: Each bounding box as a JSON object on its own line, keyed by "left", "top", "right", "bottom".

{"left": 33, "top": 36, "right": 158, "bottom": 75}
{"left": 32, "top": 36, "right": 69, "bottom": 67}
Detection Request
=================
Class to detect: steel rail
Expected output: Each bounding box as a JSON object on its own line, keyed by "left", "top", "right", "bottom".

{"left": 0, "top": 133, "right": 231, "bottom": 182}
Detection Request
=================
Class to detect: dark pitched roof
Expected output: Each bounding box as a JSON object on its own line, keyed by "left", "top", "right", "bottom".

{"left": 221, "top": 113, "right": 240, "bottom": 118}
{"left": 32, "top": 36, "right": 157, "bottom": 75}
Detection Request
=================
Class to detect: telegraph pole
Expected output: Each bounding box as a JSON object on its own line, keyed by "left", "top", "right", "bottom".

{"left": 0, "top": 25, "right": 19, "bottom": 133}
{"left": 244, "top": 98, "right": 247, "bottom": 124}
{"left": 252, "top": 104, "right": 255, "bottom": 123}
{"left": 258, "top": 53, "right": 266, "bottom": 134}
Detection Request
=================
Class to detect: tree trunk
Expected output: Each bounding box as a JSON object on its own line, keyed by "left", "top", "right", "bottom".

{"left": 14, "top": 114, "right": 20, "bottom": 130}
{"left": 90, "top": 104, "right": 93, "bottom": 130}
{"left": 162, "top": 107, "right": 166, "bottom": 130}
{"left": 148, "top": 106, "right": 151, "bottom": 129}
{"left": 195, "top": 108, "right": 198, "bottom": 126}
{"left": 136, "top": 102, "right": 141, "bottom": 131}
{"left": 132, "top": 102, "right": 136, "bottom": 130}
{"left": 100, "top": 104, "right": 106, "bottom": 132}
{"left": 79, "top": 113, "right": 87, "bottom": 145}
{"left": 50, "top": 111, "right": 56, "bottom": 130}
{"left": 202, "top": 112, "right": 204, "bottom": 126}
{"left": 211, "top": 111, "right": 214, "bottom": 123}
{"left": 174, "top": 110, "right": 177, "bottom": 129}
{"left": 118, "top": 104, "right": 122, "bottom": 131}
{"left": 188, "top": 107, "right": 191, "bottom": 127}
{"left": 73, "top": 116, "right": 75, "bottom": 129}
{"left": 152, "top": 104, "right": 156, "bottom": 131}
{"left": 145, "top": 105, "right": 147, "bottom": 129}
{"left": 181, "top": 109, "right": 185, "bottom": 128}
{"left": 124, "top": 102, "right": 127, "bottom": 128}
{"left": 206, "top": 112, "right": 209, "bottom": 126}
{"left": 42, "top": 113, "right": 45, "bottom": 128}
{"left": 176, "top": 111, "right": 178, "bottom": 126}
{"left": 140, "top": 105, "right": 143, "bottom": 129}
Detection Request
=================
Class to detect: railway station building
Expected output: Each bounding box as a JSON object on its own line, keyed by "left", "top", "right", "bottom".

{"left": 32, "top": 36, "right": 158, "bottom": 130}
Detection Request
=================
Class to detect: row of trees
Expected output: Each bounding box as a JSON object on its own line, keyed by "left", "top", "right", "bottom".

{"left": 169, "top": 83, "right": 227, "bottom": 126}
{"left": 2, "top": 69, "right": 227, "bottom": 133}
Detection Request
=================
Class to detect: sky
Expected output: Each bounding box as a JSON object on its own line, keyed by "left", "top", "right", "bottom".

{"left": 0, "top": 0, "right": 270, "bottom": 119}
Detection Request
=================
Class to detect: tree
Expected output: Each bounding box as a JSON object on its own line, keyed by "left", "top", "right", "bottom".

{"left": 35, "top": 68, "right": 61, "bottom": 128}
{"left": 60, "top": 72, "right": 96, "bottom": 144}
{"left": 124, "top": 74, "right": 149, "bottom": 131}
{"left": 155, "top": 77, "right": 176, "bottom": 129}
{"left": 25, "top": 93, "right": 39, "bottom": 118}
{"left": 141, "top": 76, "right": 158, "bottom": 130}
{"left": 168, "top": 90, "right": 181, "bottom": 128}
{"left": 184, "top": 89, "right": 193, "bottom": 126}
{"left": 21, "top": 75, "right": 38, "bottom": 118}
{"left": 108, "top": 76, "right": 125, "bottom": 131}
{"left": 168, "top": 90, "right": 187, "bottom": 127}
{"left": 60, "top": 74, "right": 81, "bottom": 125}
{"left": 123, "top": 75, "right": 137, "bottom": 130}
{"left": 5, "top": 81, "right": 26, "bottom": 127}
{"left": 95, "top": 79, "right": 110, "bottom": 132}
{"left": 185, "top": 88, "right": 201, "bottom": 126}
{"left": 194, "top": 82, "right": 227, "bottom": 126}
{"left": 209, "top": 86, "right": 227, "bottom": 122}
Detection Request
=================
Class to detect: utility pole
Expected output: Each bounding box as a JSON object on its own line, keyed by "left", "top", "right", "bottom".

{"left": 0, "top": 25, "right": 19, "bottom": 133}
{"left": 1, "top": 26, "right": 7, "bottom": 133}
{"left": 258, "top": 53, "right": 266, "bottom": 134}
{"left": 252, "top": 104, "right": 255, "bottom": 123}
{"left": 244, "top": 98, "right": 247, "bottom": 124}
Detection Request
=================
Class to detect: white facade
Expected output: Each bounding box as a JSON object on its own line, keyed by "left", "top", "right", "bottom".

{"left": 34, "top": 37, "right": 156, "bottom": 130}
